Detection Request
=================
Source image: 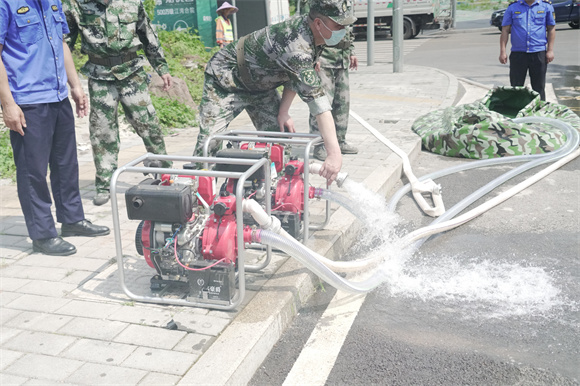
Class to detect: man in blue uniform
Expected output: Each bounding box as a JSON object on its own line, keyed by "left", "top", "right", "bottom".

{"left": 499, "top": 0, "right": 556, "bottom": 100}
{"left": 0, "top": 0, "right": 109, "bottom": 256}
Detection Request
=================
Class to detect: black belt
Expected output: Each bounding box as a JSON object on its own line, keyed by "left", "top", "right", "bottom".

{"left": 88, "top": 52, "right": 138, "bottom": 67}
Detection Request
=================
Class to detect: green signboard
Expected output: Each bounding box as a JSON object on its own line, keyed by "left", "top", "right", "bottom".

{"left": 152, "top": 0, "right": 218, "bottom": 48}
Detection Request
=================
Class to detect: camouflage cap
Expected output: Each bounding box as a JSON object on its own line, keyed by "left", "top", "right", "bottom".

{"left": 310, "top": 0, "right": 357, "bottom": 26}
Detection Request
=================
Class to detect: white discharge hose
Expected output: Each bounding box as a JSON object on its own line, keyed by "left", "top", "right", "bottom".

{"left": 258, "top": 230, "right": 386, "bottom": 293}
{"left": 389, "top": 117, "right": 579, "bottom": 249}
{"left": 350, "top": 110, "right": 445, "bottom": 217}
{"left": 401, "top": 147, "right": 580, "bottom": 247}
{"left": 242, "top": 198, "right": 382, "bottom": 273}
{"left": 246, "top": 116, "right": 578, "bottom": 294}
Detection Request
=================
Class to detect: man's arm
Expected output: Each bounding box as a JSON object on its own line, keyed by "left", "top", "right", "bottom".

{"left": 499, "top": 25, "right": 511, "bottom": 64}
{"left": 62, "top": 42, "right": 87, "bottom": 118}
{"left": 0, "top": 44, "right": 26, "bottom": 136}
{"left": 62, "top": 0, "right": 78, "bottom": 50}
{"left": 278, "top": 86, "right": 296, "bottom": 133}
{"left": 136, "top": 2, "right": 172, "bottom": 90}
{"left": 315, "top": 110, "right": 342, "bottom": 184}
{"left": 546, "top": 25, "right": 555, "bottom": 63}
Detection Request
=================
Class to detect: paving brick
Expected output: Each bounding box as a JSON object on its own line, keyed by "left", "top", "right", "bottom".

{"left": 0, "top": 265, "right": 70, "bottom": 281}
{"left": 0, "top": 327, "right": 22, "bottom": 345}
{"left": 59, "top": 270, "right": 96, "bottom": 285}
{"left": 61, "top": 338, "right": 136, "bottom": 365}
{"left": 54, "top": 299, "right": 123, "bottom": 318}
{"left": 0, "top": 348, "right": 24, "bottom": 371}
{"left": 3, "top": 353, "right": 83, "bottom": 382}
{"left": 138, "top": 371, "right": 181, "bottom": 385}
{"left": 2, "top": 331, "right": 77, "bottom": 356}
{"left": 22, "top": 379, "right": 77, "bottom": 386}
{"left": 0, "top": 307, "right": 21, "bottom": 324}
{"left": 57, "top": 317, "right": 128, "bottom": 340}
{"left": 0, "top": 291, "right": 22, "bottom": 307}
{"left": 65, "top": 362, "right": 148, "bottom": 385}
{"left": 0, "top": 277, "right": 29, "bottom": 292}
{"left": 17, "top": 280, "right": 77, "bottom": 298}
{"left": 108, "top": 304, "right": 189, "bottom": 326}
{"left": 113, "top": 324, "right": 187, "bottom": 350}
{"left": 171, "top": 311, "right": 233, "bottom": 337}
{"left": 171, "top": 332, "right": 211, "bottom": 355}
{"left": 4, "top": 294, "right": 70, "bottom": 313}
{"left": 5, "top": 311, "right": 73, "bottom": 333}
{"left": 14, "top": 254, "right": 67, "bottom": 268}
{"left": 0, "top": 372, "right": 28, "bottom": 386}
{"left": 121, "top": 346, "right": 198, "bottom": 376}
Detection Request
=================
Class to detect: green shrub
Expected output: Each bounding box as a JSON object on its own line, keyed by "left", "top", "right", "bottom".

{"left": 151, "top": 95, "right": 197, "bottom": 129}
{"left": 0, "top": 128, "right": 16, "bottom": 181}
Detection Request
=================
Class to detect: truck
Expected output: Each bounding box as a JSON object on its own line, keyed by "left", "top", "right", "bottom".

{"left": 352, "top": 0, "right": 453, "bottom": 39}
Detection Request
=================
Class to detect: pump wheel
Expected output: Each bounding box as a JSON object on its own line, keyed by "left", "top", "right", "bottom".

{"left": 135, "top": 220, "right": 145, "bottom": 256}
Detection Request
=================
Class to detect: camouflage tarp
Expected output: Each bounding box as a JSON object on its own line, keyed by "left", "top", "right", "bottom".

{"left": 412, "top": 87, "right": 580, "bottom": 159}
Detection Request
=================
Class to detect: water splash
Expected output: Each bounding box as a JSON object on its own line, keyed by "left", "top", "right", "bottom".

{"left": 338, "top": 179, "right": 566, "bottom": 318}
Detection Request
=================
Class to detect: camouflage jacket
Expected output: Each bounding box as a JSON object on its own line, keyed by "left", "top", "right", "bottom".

{"left": 206, "top": 15, "right": 330, "bottom": 116}
{"left": 299, "top": 0, "right": 355, "bottom": 69}
{"left": 62, "top": 0, "right": 169, "bottom": 81}
{"left": 319, "top": 28, "right": 355, "bottom": 69}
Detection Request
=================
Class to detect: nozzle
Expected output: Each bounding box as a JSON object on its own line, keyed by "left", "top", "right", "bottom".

{"left": 335, "top": 172, "right": 348, "bottom": 188}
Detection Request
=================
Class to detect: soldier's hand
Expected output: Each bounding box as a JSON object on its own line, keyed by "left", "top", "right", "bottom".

{"left": 546, "top": 50, "right": 554, "bottom": 63}
{"left": 314, "top": 61, "right": 321, "bottom": 72}
{"left": 2, "top": 102, "right": 26, "bottom": 136}
{"left": 277, "top": 112, "right": 295, "bottom": 133}
{"left": 319, "top": 152, "right": 342, "bottom": 184}
{"left": 70, "top": 87, "right": 88, "bottom": 118}
{"left": 161, "top": 74, "right": 172, "bottom": 91}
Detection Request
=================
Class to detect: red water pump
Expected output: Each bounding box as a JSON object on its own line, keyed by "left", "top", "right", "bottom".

{"left": 126, "top": 173, "right": 253, "bottom": 304}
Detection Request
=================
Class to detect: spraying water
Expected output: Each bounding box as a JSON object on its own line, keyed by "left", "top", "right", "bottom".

{"left": 339, "top": 179, "right": 566, "bottom": 318}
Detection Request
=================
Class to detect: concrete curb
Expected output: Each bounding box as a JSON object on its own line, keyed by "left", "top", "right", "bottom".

{"left": 177, "top": 72, "right": 459, "bottom": 386}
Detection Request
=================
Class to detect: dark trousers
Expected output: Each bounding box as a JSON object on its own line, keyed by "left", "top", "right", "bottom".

{"left": 10, "top": 99, "right": 84, "bottom": 240}
{"left": 509, "top": 51, "right": 547, "bottom": 100}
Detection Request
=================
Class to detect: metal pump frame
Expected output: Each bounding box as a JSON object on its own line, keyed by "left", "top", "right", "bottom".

{"left": 203, "top": 130, "right": 331, "bottom": 242}
{"left": 110, "top": 153, "right": 271, "bottom": 310}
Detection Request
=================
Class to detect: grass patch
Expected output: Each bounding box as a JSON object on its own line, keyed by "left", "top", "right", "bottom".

{"left": 457, "top": 0, "right": 510, "bottom": 11}
{"left": 0, "top": 128, "right": 16, "bottom": 181}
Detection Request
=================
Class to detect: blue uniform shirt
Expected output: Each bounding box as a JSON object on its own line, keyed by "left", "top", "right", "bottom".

{"left": 502, "top": 0, "right": 556, "bottom": 53}
{"left": 0, "top": 0, "right": 70, "bottom": 104}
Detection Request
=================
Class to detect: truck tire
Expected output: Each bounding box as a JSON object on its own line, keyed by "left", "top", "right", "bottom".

{"left": 569, "top": 21, "right": 579, "bottom": 29}
{"left": 403, "top": 19, "right": 413, "bottom": 39}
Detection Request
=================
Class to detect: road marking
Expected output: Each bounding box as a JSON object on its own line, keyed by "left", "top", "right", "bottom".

{"left": 354, "top": 38, "right": 430, "bottom": 64}
{"left": 282, "top": 291, "right": 367, "bottom": 386}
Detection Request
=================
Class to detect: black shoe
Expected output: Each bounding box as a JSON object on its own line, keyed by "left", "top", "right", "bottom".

{"left": 61, "top": 219, "right": 110, "bottom": 237}
{"left": 32, "top": 237, "right": 77, "bottom": 256}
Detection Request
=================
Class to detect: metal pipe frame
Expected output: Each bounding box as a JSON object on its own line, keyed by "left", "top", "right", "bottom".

{"left": 110, "top": 153, "right": 270, "bottom": 310}
{"left": 202, "top": 130, "right": 332, "bottom": 243}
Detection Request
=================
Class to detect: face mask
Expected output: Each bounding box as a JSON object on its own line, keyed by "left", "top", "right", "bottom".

{"left": 319, "top": 20, "right": 346, "bottom": 46}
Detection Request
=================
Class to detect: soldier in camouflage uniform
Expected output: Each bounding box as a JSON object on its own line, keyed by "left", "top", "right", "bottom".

{"left": 300, "top": 0, "right": 358, "bottom": 161}
{"left": 63, "top": 0, "right": 172, "bottom": 205}
{"left": 194, "top": 0, "right": 356, "bottom": 183}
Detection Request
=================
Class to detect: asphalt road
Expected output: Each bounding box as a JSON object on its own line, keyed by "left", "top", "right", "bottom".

{"left": 251, "top": 22, "right": 580, "bottom": 386}
{"left": 410, "top": 22, "right": 580, "bottom": 114}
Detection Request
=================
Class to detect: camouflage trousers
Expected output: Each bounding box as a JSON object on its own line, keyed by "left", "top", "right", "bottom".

{"left": 88, "top": 70, "right": 168, "bottom": 193}
{"left": 309, "top": 66, "right": 350, "bottom": 143}
{"left": 193, "top": 73, "right": 281, "bottom": 157}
